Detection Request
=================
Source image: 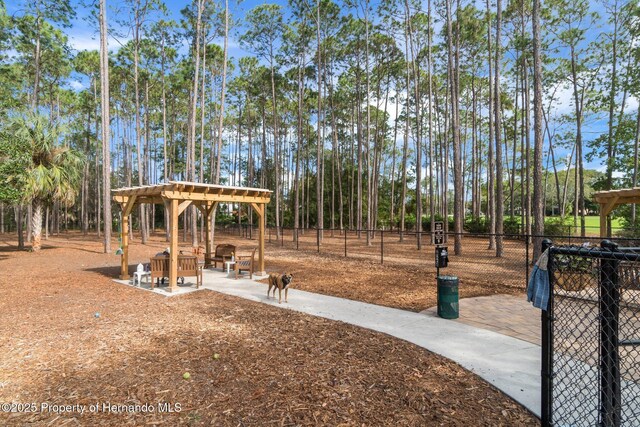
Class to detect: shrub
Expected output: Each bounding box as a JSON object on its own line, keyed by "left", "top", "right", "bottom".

{"left": 404, "top": 213, "right": 416, "bottom": 229}
{"left": 503, "top": 217, "right": 520, "bottom": 235}
{"left": 544, "top": 217, "right": 573, "bottom": 237}
{"left": 422, "top": 214, "right": 455, "bottom": 231}
{"left": 463, "top": 216, "right": 489, "bottom": 233}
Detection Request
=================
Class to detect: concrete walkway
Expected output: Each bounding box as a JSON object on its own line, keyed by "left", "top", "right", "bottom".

{"left": 115, "top": 270, "right": 541, "bottom": 418}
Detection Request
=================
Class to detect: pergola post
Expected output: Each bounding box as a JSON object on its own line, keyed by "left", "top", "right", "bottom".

{"left": 197, "top": 202, "right": 216, "bottom": 267}
{"left": 169, "top": 198, "right": 179, "bottom": 293}
{"left": 600, "top": 204, "right": 608, "bottom": 239}
{"left": 118, "top": 195, "right": 137, "bottom": 280}
{"left": 251, "top": 202, "right": 266, "bottom": 275}
{"left": 599, "top": 196, "right": 619, "bottom": 238}
{"left": 120, "top": 213, "right": 129, "bottom": 279}
{"left": 203, "top": 204, "right": 211, "bottom": 266}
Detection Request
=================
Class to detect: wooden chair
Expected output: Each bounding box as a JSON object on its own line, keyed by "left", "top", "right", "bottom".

{"left": 234, "top": 248, "right": 256, "bottom": 279}
{"left": 150, "top": 256, "right": 169, "bottom": 289}
{"left": 150, "top": 255, "right": 202, "bottom": 289}
{"left": 178, "top": 256, "right": 202, "bottom": 288}
{"left": 206, "top": 244, "right": 236, "bottom": 269}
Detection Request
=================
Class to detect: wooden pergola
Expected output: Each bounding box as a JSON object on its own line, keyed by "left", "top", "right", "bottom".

{"left": 112, "top": 181, "right": 271, "bottom": 292}
{"left": 594, "top": 187, "right": 640, "bottom": 237}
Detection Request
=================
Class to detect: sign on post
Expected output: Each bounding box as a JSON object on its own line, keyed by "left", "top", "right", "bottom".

{"left": 433, "top": 221, "right": 444, "bottom": 246}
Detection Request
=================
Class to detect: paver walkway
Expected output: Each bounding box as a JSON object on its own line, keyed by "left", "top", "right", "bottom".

{"left": 115, "top": 270, "right": 542, "bottom": 418}
{"left": 421, "top": 294, "right": 541, "bottom": 346}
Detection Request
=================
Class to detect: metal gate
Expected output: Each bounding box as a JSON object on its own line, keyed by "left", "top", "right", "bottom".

{"left": 542, "top": 239, "right": 640, "bottom": 426}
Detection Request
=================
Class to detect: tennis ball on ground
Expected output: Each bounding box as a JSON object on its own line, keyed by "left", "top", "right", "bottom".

{"left": 213, "top": 353, "right": 220, "bottom": 360}
{"left": 183, "top": 372, "right": 191, "bottom": 380}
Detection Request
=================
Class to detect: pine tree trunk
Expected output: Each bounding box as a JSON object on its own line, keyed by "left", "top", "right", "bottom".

{"left": 446, "top": 0, "right": 463, "bottom": 255}
{"left": 16, "top": 206, "right": 24, "bottom": 249}
{"left": 494, "top": 0, "right": 504, "bottom": 257}
{"left": 486, "top": 0, "right": 495, "bottom": 250}
{"left": 405, "top": 0, "right": 422, "bottom": 248}
{"left": 633, "top": 107, "right": 640, "bottom": 225}
{"left": 316, "top": 0, "right": 324, "bottom": 241}
{"left": 532, "top": 0, "right": 545, "bottom": 259}
{"left": 428, "top": 0, "right": 435, "bottom": 230}
{"left": 294, "top": 55, "right": 303, "bottom": 238}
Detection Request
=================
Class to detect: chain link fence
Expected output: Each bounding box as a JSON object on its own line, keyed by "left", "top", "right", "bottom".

{"left": 216, "top": 224, "right": 639, "bottom": 293}
{"left": 543, "top": 240, "right": 640, "bottom": 426}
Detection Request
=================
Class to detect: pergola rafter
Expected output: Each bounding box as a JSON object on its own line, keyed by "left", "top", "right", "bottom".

{"left": 594, "top": 187, "right": 640, "bottom": 237}
{"left": 112, "top": 181, "right": 271, "bottom": 292}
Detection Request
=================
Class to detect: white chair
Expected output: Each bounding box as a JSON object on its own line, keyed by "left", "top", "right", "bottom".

{"left": 133, "top": 263, "right": 150, "bottom": 286}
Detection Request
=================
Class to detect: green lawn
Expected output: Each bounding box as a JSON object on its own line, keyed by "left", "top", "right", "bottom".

{"left": 508, "top": 215, "right": 622, "bottom": 227}
{"left": 547, "top": 215, "right": 624, "bottom": 230}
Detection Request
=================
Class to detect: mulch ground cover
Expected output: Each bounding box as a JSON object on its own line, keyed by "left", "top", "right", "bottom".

{"left": 0, "top": 232, "right": 537, "bottom": 426}
{"left": 221, "top": 230, "right": 529, "bottom": 312}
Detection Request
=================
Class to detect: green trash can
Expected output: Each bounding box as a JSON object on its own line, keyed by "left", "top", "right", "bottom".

{"left": 437, "top": 276, "right": 459, "bottom": 319}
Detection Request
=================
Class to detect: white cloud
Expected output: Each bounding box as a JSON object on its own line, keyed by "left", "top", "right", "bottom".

{"left": 69, "top": 31, "right": 99, "bottom": 52}
{"left": 211, "top": 36, "right": 241, "bottom": 51}
{"left": 595, "top": 165, "right": 624, "bottom": 178}
{"left": 69, "top": 80, "right": 86, "bottom": 90}
{"left": 69, "top": 30, "right": 125, "bottom": 53}
{"left": 546, "top": 83, "right": 575, "bottom": 115}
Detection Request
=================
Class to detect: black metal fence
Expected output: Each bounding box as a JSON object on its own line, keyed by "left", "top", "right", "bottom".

{"left": 216, "top": 224, "right": 639, "bottom": 293}
{"left": 542, "top": 240, "right": 640, "bottom": 426}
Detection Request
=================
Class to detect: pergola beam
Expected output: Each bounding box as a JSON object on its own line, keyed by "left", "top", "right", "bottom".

{"left": 161, "top": 190, "right": 270, "bottom": 204}
{"left": 177, "top": 200, "right": 192, "bottom": 216}
{"left": 594, "top": 187, "right": 640, "bottom": 238}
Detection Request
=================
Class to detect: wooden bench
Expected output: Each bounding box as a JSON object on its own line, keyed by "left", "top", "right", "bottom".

{"left": 150, "top": 255, "right": 202, "bottom": 289}
{"left": 206, "top": 244, "right": 236, "bottom": 269}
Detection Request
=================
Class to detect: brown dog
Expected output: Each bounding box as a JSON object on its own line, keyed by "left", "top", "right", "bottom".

{"left": 268, "top": 273, "right": 293, "bottom": 303}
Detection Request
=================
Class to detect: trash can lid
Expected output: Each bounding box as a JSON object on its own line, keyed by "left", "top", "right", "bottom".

{"left": 437, "top": 275, "right": 458, "bottom": 281}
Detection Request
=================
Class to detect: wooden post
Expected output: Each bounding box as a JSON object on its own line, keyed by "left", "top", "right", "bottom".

{"left": 204, "top": 204, "right": 211, "bottom": 266}
{"left": 600, "top": 204, "right": 607, "bottom": 239}
{"left": 169, "top": 198, "right": 179, "bottom": 292}
{"left": 258, "top": 203, "right": 265, "bottom": 275}
{"left": 200, "top": 202, "right": 216, "bottom": 267}
{"left": 120, "top": 211, "right": 129, "bottom": 279}
{"left": 251, "top": 202, "right": 266, "bottom": 275}
{"left": 118, "top": 195, "right": 136, "bottom": 280}
{"left": 599, "top": 197, "right": 618, "bottom": 238}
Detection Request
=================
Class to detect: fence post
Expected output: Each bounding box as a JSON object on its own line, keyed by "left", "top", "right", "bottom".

{"left": 600, "top": 239, "right": 621, "bottom": 427}
{"left": 380, "top": 229, "right": 384, "bottom": 264}
{"left": 526, "top": 235, "right": 530, "bottom": 288}
{"left": 344, "top": 228, "right": 347, "bottom": 258}
{"left": 541, "top": 238, "right": 553, "bottom": 427}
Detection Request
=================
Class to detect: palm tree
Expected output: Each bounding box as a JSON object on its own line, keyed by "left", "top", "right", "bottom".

{"left": 11, "top": 114, "right": 83, "bottom": 251}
